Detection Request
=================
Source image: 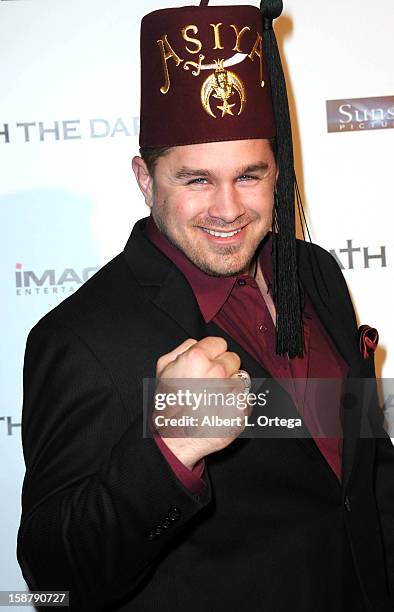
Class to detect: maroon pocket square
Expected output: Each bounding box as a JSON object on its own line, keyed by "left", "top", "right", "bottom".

{"left": 359, "top": 325, "right": 379, "bottom": 359}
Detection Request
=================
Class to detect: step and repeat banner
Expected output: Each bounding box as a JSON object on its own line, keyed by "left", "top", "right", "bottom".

{"left": 1, "top": 0, "right": 393, "bottom": 605}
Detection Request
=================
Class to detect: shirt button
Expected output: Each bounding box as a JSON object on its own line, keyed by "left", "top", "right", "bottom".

{"left": 237, "top": 279, "right": 246, "bottom": 286}
{"left": 344, "top": 495, "right": 351, "bottom": 512}
{"left": 259, "top": 324, "right": 268, "bottom": 333}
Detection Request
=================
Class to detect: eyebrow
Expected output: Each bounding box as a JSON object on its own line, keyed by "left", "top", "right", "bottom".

{"left": 239, "top": 163, "right": 270, "bottom": 174}
{"left": 173, "top": 162, "right": 270, "bottom": 180}
{"left": 174, "top": 168, "right": 210, "bottom": 179}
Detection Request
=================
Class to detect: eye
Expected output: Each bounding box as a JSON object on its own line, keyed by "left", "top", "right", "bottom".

{"left": 187, "top": 177, "right": 208, "bottom": 185}
{"left": 238, "top": 174, "right": 257, "bottom": 181}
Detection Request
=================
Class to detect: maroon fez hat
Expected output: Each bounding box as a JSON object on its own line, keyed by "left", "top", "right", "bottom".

{"left": 139, "top": 1, "right": 276, "bottom": 147}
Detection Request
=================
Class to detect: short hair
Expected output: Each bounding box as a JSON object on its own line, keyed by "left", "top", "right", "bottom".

{"left": 139, "top": 146, "right": 172, "bottom": 176}
{"left": 139, "top": 139, "right": 277, "bottom": 177}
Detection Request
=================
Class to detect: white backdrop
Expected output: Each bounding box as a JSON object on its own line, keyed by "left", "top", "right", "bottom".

{"left": 1, "top": 0, "right": 393, "bottom": 605}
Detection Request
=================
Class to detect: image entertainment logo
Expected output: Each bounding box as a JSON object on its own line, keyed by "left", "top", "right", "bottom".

{"left": 326, "top": 96, "right": 394, "bottom": 133}
{"left": 15, "top": 263, "right": 99, "bottom": 297}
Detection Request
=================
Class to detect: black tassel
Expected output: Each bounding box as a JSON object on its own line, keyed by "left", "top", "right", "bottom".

{"left": 295, "top": 178, "right": 330, "bottom": 305}
{"left": 261, "top": 0, "right": 304, "bottom": 358}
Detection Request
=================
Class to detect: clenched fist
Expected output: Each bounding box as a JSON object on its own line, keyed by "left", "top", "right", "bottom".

{"left": 154, "top": 337, "right": 252, "bottom": 469}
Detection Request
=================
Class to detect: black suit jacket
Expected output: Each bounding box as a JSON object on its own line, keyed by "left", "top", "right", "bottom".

{"left": 17, "top": 216, "right": 394, "bottom": 611}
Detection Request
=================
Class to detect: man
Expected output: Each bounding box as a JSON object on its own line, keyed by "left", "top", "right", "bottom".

{"left": 17, "top": 1, "right": 394, "bottom": 611}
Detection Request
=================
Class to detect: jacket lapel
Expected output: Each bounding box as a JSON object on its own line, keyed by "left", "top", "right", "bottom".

{"left": 124, "top": 217, "right": 206, "bottom": 341}
{"left": 297, "top": 245, "right": 364, "bottom": 489}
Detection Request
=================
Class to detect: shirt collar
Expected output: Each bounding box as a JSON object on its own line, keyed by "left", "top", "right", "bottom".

{"left": 144, "top": 214, "right": 273, "bottom": 323}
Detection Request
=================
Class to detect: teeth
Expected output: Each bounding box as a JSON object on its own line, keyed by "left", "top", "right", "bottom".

{"left": 202, "top": 228, "right": 242, "bottom": 238}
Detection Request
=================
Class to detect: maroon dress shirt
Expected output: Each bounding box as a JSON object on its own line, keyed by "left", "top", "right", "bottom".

{"left": 145, "top": 215, "right": 348, "bottom": 493}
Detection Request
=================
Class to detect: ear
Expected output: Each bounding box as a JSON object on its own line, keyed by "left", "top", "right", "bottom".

{"left": 132, "top": 156, "right": 154, "bottom": 208}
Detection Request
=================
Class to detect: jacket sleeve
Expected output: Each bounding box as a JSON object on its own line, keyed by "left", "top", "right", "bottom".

{"left": 320, "top": 245, "right": 394, "bottom": 599}
{"left": 17, "top": 322, "right": 211, "bottom": 610}
{"left": 375, "top": 431, "right": 394, "bottom": 599}
{"left": 365, "top": 355, "right": 394, "bottom": 600}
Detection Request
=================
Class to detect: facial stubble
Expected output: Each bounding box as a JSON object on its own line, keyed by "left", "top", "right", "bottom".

{"left": 151, "top": 199, "right": 268, "bottom": 278}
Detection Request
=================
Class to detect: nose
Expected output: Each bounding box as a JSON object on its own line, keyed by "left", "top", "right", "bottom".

{"left": 207, "top": 183, "right": 246, "bottom": 224}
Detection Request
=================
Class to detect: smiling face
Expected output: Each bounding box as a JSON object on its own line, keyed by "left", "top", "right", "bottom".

{"left": 132, "top": 138, "right": 276, "bottom": 277}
